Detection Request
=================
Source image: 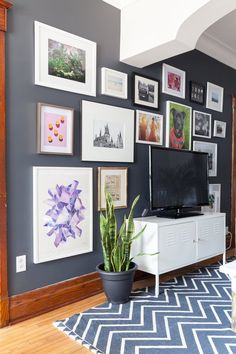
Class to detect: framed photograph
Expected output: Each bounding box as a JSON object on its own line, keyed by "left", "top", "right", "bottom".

{"left": 162, "top": 63, "right": 186, "bottom": 99}
{"left": 193, "top": 141, "right": 217, "bottom": 177}
{"left": 136, "top": 110, "right": 163, "bottom": 145}
{"left": 82, "top": 101, "right": 134, "bottom": 162}
{"left": 213, "top": 120, "right": 226, "bottom": 138}
{"left": 98, "top": 167, "right": 128, "bottom": 210}
{"left": 190, "top": 81, "right": 205, "bottom": 105}
{"left": 193, "top": 110, "right": 211, "bottom": 139}
{"left": 166, "top": 101, "right": 192, "bottom": 150}
{"left": 206, "top": 82, "right": 224, "bottom": 112}
{"left": 35, "top": 21, "right": 96, "bottom": 96}
{"left": 101, "top": 67, "right": 127, "bottom": 99}
{"left": 202, "top": 184, "right": 221, "bottom": 213}
{"left": 33, "top": 167, "right": 93, "bottom": 263}
{"left": 133, "top": 73, "right": 159, "bottom": 109}
{"left": 37, "top": 103, "right": 74, "bottom": 155}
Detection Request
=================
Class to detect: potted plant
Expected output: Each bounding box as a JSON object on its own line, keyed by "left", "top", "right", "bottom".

{"left": 96, "top": 192, "right": 145, "bottom": 304}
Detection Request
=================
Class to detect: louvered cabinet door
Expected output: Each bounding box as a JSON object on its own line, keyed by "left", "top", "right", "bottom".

{"left": 197, "top": 215, "right": 225, "bottom": 260}
{"left": 158, "top": 221, "right": 196, "bottom": 274}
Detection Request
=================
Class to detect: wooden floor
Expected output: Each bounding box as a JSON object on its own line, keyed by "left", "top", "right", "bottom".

{"left": 0, "top": 292, "right": 107, "bottom": 354}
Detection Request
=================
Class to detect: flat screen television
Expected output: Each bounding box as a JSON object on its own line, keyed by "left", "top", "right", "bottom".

{"left": 149, "top": 146, "right": 209, "bottom": 218}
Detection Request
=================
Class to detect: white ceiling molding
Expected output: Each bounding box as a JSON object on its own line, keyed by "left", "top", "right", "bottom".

{"left": 103, "top": 0, "right": 236, "bottom": 68}
{"left": 196, "top": 32, "right": 236, "bottom": 70}
{"left": 102, "top": 0, "right": 137, "bottom": 10}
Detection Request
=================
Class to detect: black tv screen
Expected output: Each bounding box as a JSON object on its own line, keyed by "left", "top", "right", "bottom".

{"left": 150, "top": 146, "right": 209, "bottom": 210}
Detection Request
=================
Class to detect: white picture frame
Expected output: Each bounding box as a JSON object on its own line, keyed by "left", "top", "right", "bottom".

{"left": 206, "top": 82, "right": 224, "bottom": 112}
{"left": 193, "top": 110, "right": 211, "bottom": 139}
{"left": 37, "top": 102, "right": 74, "bottom": 155}
{"left": 33, "top": 167, "right": 93, "bottom": 263}
{"left": 193, "top": 141, "right": 217, "bottom": 177}
{"left": 35, "top": 21, "right": 97, "bottom": 96}
{"left": 82, "top": 101, "right": 134, "bottom": 162}
{"left": 136, "top": 110, "right": 163, "bottom": 145}
{"left": 213, "top": 120, "right": 226, "bottom": 138}
{"left": 202, "top": 184, "right": 221, "bottom": 213}
{"left": 98, "top": 167, "right": 128, "bottom": 210}
{"left": 162, "top": 63, "right": 186, "bottom": 99}
{"left": 101, "top": 67, "right": 128, "bottom": 99}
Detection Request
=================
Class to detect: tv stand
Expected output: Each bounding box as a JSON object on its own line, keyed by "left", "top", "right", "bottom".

{"left": 156, "top": 208, "right": 203, "bottom": 219}
{"left": 131, "top": 213, "right": 226, "bottom": 296}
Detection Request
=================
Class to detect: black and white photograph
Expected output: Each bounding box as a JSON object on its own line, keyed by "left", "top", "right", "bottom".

{"left": 213, "top": 120, "right": 226, "bottom": 138}
{"left": 93, "top": 121, "right": 124, "bottom": 149}
{"left": 82, "top": 101, "right": 134, "bottom": 162}
{"left": 193, "top": 110, "right": 211, "bottom": 138}
{"left": 190, "top": 81, "right": 205, "bottom": 105}
{"left": 193, "top": 141, "right": 217, "bottom": 177}
{"left": 133, "top": 73, "right": 159, "bottom": 109}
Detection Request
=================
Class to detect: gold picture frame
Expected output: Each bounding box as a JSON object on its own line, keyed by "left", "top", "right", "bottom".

{"left": 98, "top": 167, "right": 128, "bottom": 210}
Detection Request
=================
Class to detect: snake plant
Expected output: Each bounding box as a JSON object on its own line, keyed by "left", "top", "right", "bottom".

{"left": 100, "top": 192, "right": 146, "bottom": 272}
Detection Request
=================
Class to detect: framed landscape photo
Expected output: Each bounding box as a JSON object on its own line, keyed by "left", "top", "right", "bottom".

{"left": 33, "top": 167, "right": 93, "bottom": 263}
{"left": 190, "top": 81, "right": 205, "bottom": 105}
{"left": 35, "top": 21, "right": 97, "bottom": 96}
{"left": 98, "top": 167, "right": 128, "bottom": 210}
{"left": 162, "top": 63, "right": 186, "bottom": 99}
{"left": 37, "top": 103, "right": 74, "bottom": 155}
{"left": 166, "top": 101, "right": 192, "bottom": 150}
{"left": 193, "top": 141, "right": 217, "bottom": 177}
{"left": 101, "top": 67, "right": 128, "bottom": 99}
{"left": 193, "top": 110, "right": 211, "bottom": 139}
{"left": 133, "top": 73, "right": 159, "bottom": 109}
{"left": 136, "top": 110, "right": 163, "bottom": 145}
{"left": 82, "top": 101, "right": 134, "bottom": 162}
{"left": 213, "top": 120, "right": 226, "bottom": 138}
{"left": 206, "top": 82, "right": 224, "bottom": 112}
{"left": 202, "top": 184, "right": 221, "bottom": 213}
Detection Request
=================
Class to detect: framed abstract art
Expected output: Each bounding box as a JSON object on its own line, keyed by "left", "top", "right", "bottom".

{"left": 33, "top": 167, "right": 93, "bottom": 263}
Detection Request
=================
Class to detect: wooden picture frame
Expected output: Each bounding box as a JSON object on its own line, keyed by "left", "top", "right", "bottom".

{"left": 98, "top": 167, "right": 128, "bottom": 210}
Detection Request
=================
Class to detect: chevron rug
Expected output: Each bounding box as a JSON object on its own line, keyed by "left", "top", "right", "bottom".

{"left": 54, "top": 263, "right": 236, "bottom": 354}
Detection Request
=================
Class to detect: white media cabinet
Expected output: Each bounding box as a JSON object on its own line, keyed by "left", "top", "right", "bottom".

{"left": 131, "top": 212, "right": 226, "bottom": 296}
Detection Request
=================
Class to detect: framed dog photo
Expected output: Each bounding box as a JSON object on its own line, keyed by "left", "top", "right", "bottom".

{"left": 193, "top": 140, "right": 217, "bottom": 177}
{"left": 206, "top": 82, "right": 224, "bottom": 112}
{"left": 37, "top": 102, "right": 74, "bottom": 155}
{"left": 133, "top": 73, "right": 159, "bottom": 109}
{"left": 136, "top": 110, "right": 163, "bottom": 146}
{"left": 101, "top": 67, "right": 128, "bottom": 99}
{"left": 98, "top": 167, "right": 128, "bottom": 210}
{"left": 166, "top": 101, "right": 192, "bottom": 150}
{"left": 162, "top": 63, "right": 186, "bottom": 99}
{"left": 193, "top": 110, "right": 211, "bottom": 139}
{"left": 190, "top": 81, "right": 205, "bottom": 105}
{"left": 213, "top": 120, "right": 226, "bottom": 138}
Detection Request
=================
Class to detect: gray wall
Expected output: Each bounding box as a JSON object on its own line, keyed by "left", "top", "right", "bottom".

{"left": 6, "top": 0, "right": 234, "bottom": 296}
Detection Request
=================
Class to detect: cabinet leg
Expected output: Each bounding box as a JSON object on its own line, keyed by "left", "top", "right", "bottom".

{"left": 155, "top": 274, "right": 159, "bottom": 297}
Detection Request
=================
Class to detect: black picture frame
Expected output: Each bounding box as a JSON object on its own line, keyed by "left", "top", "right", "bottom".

{"left": 133, "top": 73, "right": 159, "bottom": 110}
{"left": 189, "top": 81, "right": 205, "bottom": 105}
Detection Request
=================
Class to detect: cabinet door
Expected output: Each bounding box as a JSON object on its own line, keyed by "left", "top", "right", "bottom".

{"left": 197, "top": 216, "right": 224, "bottom": 260}
{"left": 158, "top": 221, "right": 196, "bottom": 274}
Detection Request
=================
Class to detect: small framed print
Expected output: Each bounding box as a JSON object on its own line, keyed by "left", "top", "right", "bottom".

{"left": 202, "top": 184, "right": 221, "bottom": 213}
{"left": 98, "top": 167, "right": 128, "bottom": 210}
{"left": 37, "top": 103, "right": 74, "bottom": 155}
{"left": 101, "top": 67, "right": 128, "bottom": 99}
{"left": 133, "top": 73, "right": 159, "bottom": 109}
{"left": 206, "top": 82, "right": 224, "bottom": 112}
{"left": 190, "top": 81, "right": 205, "bottom": 105}
{"left": 213, "top": 120, "right": 226, "bottom": 138}
{"left": 193, "top": 110, "right": 211, "bottom": 139}
{"left": 162, "top": 63, "right": 186, "bottom": 99}
{"left": 136, "top": 110, "right": 163, "bottom": 145}
{"left": 193, "top": 140, "right": 217, "bottom": 177}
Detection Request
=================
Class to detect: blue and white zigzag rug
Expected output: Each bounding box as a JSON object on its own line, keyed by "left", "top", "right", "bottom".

{"left": 53, "top": 263, "right": 236, "bottom": 354}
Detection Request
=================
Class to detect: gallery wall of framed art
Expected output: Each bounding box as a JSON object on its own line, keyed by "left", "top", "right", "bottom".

{"left": 6, "top": 0, "right": 233, "bottom": 298}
